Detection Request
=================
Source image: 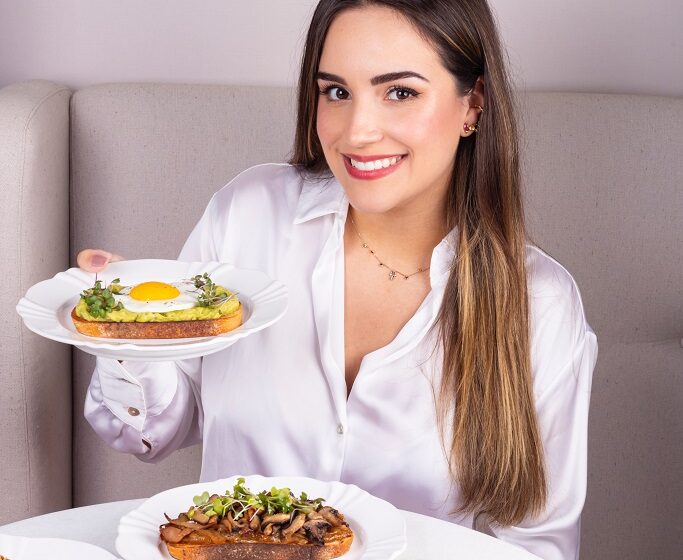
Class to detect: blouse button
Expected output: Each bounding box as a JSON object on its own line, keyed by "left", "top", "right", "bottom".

{"left": 128, "top": 407, "right": 140, "bottom": 417}
{"left": 337, "top": 423, "right": 345, "bottom": 435}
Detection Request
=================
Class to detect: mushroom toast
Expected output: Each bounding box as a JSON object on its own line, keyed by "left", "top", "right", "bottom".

{"left": 160, "top": 478, "right": 354, "bottom": 560}
{"left": 71, "top": 273, "right": 242, "bottom": 339}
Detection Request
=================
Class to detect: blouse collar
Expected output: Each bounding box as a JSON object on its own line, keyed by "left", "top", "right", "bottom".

{"left": 293, "top": 173, "right": 347, "bottom": 225}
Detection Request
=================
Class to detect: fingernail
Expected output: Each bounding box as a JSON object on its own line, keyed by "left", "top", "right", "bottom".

{"left": 91, "top": 255, "right": 107, "bottom": 267}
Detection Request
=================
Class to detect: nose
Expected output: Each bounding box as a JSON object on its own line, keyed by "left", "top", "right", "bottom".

{"left": 345, "top": 99, "right": 384, "bottom": 147}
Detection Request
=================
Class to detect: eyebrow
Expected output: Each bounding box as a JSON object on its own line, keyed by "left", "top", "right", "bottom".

{"left": 316, "top": 71, "right": 430, "bottom": 85}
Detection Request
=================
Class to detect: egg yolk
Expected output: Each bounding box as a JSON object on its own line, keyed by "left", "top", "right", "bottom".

{"left": 129, "top": 281, "right": 180, "bottom": 301}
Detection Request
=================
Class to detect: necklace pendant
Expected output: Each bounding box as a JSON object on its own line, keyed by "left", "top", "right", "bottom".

{"left": 388, "top": 270, "right": 396, "bottom": 281}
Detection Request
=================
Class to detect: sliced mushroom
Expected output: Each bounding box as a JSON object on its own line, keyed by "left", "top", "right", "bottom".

{"left": 232, "top": 511, "right": 248, "bottom": 529}
{"left": 192, "top": 511, "right": 210, "bottom": 524}
{"left": 160, "top": 525, "right": 195, "bottom": 544}
{"left": 262, "top": 513, "right": 291, "bottom": 525}
{"left": 221, "top": 516, "right": 233, "bottom": 532}
{"left": 263, "top": 523, "right": 274, "bottom": 536}
{"left": 163, "top": 519, "right": 198, "bottom": 529}
{"left": 226, "top": 511, "right": 242, "bottom": 532}
{"left": 282, "top": 512, "right": 306, "bottom": 538}
{"left": 163, "top": 513, "right": 211, "bottom": 530}
{"left": 319, "top": 506, "right": 346, "bottom": 527}
{"left": 249, "top": 512, "right": 262, "bottom": 530}
{"left": 302, "top": 519, "right": 331, "bottom": 546}
{"left": 306, "top": 510, "right": 324, "bottom": 521}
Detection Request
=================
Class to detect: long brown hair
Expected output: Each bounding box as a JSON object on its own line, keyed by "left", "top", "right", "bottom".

{"left": 289, "top": 0, "right": 546, "bottom": 526}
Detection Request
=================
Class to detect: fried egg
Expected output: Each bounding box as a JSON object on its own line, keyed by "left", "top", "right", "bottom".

{"left": 113, "top": 280, "right": 200, "bottom": 313}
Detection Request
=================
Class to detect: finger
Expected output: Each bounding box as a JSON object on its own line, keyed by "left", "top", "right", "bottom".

{"left": 77, "top": 249, "right": 109, "bottom": 272}
{"left": 76, "top": 249, "right": 124, "bottom": 272}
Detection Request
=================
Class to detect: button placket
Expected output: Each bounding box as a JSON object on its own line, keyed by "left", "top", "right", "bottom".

{"left": 311, "top": 216, "right": 349, "bottom": 429}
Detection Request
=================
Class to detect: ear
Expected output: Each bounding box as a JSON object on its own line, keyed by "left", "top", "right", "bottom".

{"left": 461, "top": 76, "right": 485, "bottom": 137}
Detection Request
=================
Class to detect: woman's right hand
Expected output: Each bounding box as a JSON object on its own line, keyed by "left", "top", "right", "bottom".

{"left": 77, "top": 249, "right": 126, "bottom": 273}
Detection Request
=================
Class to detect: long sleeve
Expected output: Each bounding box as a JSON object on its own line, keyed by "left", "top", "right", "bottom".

{"left": 491, "top": 251, "right": 598, "bottom": 559}
{"left": 84, "top": 194, "right": 221, "bottom": 460}
{"left": 84, "top": 357, "right": 202, "bottom": 460}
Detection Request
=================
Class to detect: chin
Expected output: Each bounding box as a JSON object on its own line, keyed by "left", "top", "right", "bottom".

{"left": 341, "top": 182, "right": 406, "bottom": 216}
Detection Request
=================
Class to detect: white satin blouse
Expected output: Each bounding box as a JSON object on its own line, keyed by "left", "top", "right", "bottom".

{"left": 84, "top": 163, "right": 597, "bottom": 560}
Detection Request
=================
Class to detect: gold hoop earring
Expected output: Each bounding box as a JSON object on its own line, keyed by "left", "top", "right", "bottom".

{"left": 463, "top": 105, "right": 484, "bottom": 133}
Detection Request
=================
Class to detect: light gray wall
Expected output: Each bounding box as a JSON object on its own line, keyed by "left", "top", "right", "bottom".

{"left": 0, "top": 0, "right": 682, "bottom": 96}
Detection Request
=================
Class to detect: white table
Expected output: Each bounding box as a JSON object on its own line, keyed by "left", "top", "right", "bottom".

{"left": 0, "top": 500, "right": 541, "bottom": 560}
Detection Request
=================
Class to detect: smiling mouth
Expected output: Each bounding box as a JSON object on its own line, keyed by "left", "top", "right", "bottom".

{"left": 345, "top": 154, "right": 405, "bottom": 172}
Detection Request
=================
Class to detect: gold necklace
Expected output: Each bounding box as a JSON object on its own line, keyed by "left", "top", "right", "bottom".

{"left": 349, "top": 214, "right": 430, "bottom": 281}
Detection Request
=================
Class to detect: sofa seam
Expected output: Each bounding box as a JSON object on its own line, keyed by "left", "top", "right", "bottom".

{"left": 68, "top": 92, "right": 75, "bottom": 509}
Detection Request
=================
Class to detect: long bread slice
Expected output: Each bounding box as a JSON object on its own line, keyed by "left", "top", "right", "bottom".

{"left": 70, "top": 305, "right": 242, "bottom": 339}
{"left": 164, "top": 524, "right": 353, "bottom": 560}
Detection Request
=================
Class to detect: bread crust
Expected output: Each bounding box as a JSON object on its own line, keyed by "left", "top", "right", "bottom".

{"left": 70, "top": 305, "right": 242, "bottom": 339}
{"left": 164, "top": 527, "right": 353, "bottom": 560}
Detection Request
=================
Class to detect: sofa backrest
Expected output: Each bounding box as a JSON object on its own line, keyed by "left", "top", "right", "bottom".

{"left": 2, "top": 80, "right": 681, "bottom": 559}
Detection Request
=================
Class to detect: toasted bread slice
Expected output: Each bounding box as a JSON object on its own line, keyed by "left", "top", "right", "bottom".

{"left": 164, "top": 524, "right": 354, "bottom": 560}
{"left": 70, "top": 305, "right": 242, "bottom": 339}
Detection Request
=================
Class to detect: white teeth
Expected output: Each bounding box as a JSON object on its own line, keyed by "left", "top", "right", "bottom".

{"left": 349, "top": 155, "right": 402, "bottom": 171}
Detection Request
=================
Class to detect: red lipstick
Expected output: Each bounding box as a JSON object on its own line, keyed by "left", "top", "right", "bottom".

{"left": 342, "top": 154, "right": 406, "bottom": 180}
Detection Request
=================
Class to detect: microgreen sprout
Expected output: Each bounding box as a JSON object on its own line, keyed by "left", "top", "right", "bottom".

{"left": 81, "top": 276, "right": 124, "bottom": 318}
{"left": 186, "top": 478, "right": 325, "bottom": 521}
{"left": 191, "top": 272, "right": 238, "bottom": 308}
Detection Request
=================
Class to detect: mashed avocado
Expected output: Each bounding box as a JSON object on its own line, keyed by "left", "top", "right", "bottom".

{"left": 75, "top": 285, "right": 240, "bottom": 322}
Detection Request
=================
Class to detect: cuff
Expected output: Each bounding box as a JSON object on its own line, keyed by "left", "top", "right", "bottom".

{"left": 96, "top": 358, "right": 147, "bottom": 432}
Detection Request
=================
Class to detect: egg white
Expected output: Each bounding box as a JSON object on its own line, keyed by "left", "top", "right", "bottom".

{"left": 113, "top": 280, "right": 201, "bottom": 313}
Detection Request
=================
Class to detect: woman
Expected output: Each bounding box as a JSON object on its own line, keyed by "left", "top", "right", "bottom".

{"left": 80, "top": 1, "right": 597, "bottom": 558}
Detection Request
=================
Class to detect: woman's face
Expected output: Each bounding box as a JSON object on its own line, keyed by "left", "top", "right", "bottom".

{"left": 316, "top": 5, "right": 472, "bottom": 217}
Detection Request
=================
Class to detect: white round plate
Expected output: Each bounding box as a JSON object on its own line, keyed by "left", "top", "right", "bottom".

{"left": 0, "top": 534, "right": 118, "bottom": 559}
{"left": 16, "top": 259, "right": 288, "bottom": 361}
{"left": 116, "top": 474, "right": 407, "bottom": 560}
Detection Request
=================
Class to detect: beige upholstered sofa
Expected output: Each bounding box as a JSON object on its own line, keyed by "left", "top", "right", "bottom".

{"left": 0, "top": 80, "right": 681, "bottom": 559}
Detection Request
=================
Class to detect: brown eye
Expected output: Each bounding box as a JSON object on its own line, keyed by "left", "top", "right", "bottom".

{"left": 320, "top": 86, "right": 350, "bottom": 101}
{"left": 387, "top": 86, "right": 419, "bottom": 101}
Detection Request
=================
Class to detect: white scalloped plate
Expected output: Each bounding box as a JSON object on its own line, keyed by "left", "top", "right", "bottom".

{"left": 16, "top": 259, "right": 288, "bottom": 361}
{"left": 116, "top": 475, "right": 407, "bottom": 560}
{"left": 0, "top": 535, "right": 119, "bottom": 559}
